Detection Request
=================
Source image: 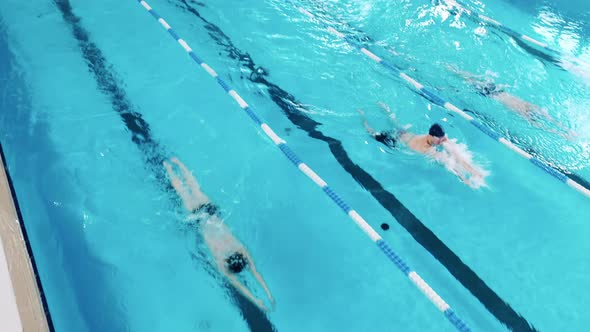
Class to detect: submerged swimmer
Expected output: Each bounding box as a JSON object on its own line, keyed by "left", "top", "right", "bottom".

{"left": 447, "top": 66, "right": 575, "bottom": 139}
{"left": 164, "top": 157, "right": 275, "bottom": 311}
{"left": 358, "top": 102, "right": 488, "bottom": 188}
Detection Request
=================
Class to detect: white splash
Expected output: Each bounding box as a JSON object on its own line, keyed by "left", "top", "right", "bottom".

{"left": 474, "top": 26, "right": 487, "bottom": 36}
{"left": 432, "top": 139, "right": 490, "bottom": 189}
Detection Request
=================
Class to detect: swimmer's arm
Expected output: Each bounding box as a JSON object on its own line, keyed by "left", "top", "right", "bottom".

{"left": 460, "top": 158, "right": 482, "bottom": 178}
{"left": 446, "top": 65, "right": 472, "bottom": 78}
{"left": 432, "top": 151, "right": 474, "bottom": 185}
{"left": 245, "top": 252, "right": 275, "bottom": 307}
{"left": 446, "top": 66, "right": 487, "bottom": 85}
{"left": 446, "top": 147, "right": 482, "bottom": 177}
{"left": 223, "top": 266, "right": 268, "bottom": 311}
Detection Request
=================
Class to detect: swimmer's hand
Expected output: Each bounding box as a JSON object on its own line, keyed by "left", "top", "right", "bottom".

{"left": 463, "top": 173, "right": 487, "bottom": 189}
{"left": 269, "top": 295, "right": 276, "bottom": 310}
{"left": 356, "top": 109, "right": 365, "bottom": 116}
{"left": 255, "top": 298, "right": 269, "bottom": 312}
{"left": 458, "top": 172, "right": 475, "bottom": 188}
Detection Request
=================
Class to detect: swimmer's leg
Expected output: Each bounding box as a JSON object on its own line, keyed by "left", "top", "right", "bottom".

{"left": 377, "top": 102, "right": 411, "bottom": 132}
{"left": 534, "top": 108, "right": 578, "bottom": 140}
{"left": 164, "top": 160, "right": 194, "bottom": 211}
{"left": 377, "top": 101, "right": 398, "bottom": 126}
{"left": 357, "top": 109, "right": 376, "bottom": 135}
{"left": 524, "top": 109, "right": 574, "bottom": 140}
{"left": 243, "top": 250, "right": 275, "bottom": 308}
{"left": 445, "top": 65, "right": 486, "bottom": 84}
{"left": 171, "top": 157, "right": 201, "bottom": 192}
{"left": 170, "top": 157, "right": 211, "bottom": 207}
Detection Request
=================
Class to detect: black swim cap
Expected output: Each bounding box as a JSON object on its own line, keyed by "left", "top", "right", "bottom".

{"left": 429, "top": 124, "right": 445, "bottom": 138}
{"left": 226, "top": 252, "right": 248, "bottom": 274}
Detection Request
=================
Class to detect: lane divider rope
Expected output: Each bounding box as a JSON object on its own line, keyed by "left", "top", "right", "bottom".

{"left": 287, "top": 0, "right": 590, "bottom": 200}
{"left": 443, "top": 0, "right": 590, "bottom": 73}
{"left": 135, "top": 1, "right": 472, "bottom": 331}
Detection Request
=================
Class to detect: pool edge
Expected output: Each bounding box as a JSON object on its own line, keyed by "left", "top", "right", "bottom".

{"left": 0, "top": 145, "right": 51, "bottom": 332}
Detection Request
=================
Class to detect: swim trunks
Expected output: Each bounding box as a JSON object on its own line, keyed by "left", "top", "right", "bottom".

{"left": 476, "top": 82, "right": 505, "bottom": 97}
{"left": 188, "top": 202, "right": 220, "bottom": 223}
{"left": 373, "top": 131, "right": 397, "bottom": 148}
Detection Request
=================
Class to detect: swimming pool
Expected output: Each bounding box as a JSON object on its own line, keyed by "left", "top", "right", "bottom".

{"left": 0, "top": 0, "right": 589, "bottom": 331}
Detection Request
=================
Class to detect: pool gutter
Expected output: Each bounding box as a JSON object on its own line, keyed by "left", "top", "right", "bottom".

{"left": 0, "top": 152, "right": 50, "bottom": 332}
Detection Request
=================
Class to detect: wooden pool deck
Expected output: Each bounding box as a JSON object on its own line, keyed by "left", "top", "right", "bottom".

{"left": 0, "top": 146, "right": 50, "bottom": 332}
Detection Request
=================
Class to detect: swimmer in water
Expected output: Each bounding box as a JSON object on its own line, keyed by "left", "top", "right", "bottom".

{"left": 358, "top": 102, "right": 488, "bottom": 188}
{"left": 164, "top": 157, "right": 275, "bottom": 311}
{"left": 447, "top": 65, "right": 576, "bottom": 139}
{"left": 358, "top": 102, "right": 447, "bottom": 153}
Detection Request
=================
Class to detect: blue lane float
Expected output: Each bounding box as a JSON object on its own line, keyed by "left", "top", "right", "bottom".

{"left": 135, "top": 1, "right": 472, "bottom": 331}
{"left": 287, "top": 0, "right": 590, "bottom": 200}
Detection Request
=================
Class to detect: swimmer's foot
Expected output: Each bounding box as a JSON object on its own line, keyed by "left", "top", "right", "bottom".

{"left": 561, "top": 129, "right": 579, "bottom": 141}
{"left": 377, "top": 101, "right": 391, "bottom": 113}
{"left": 164, "top": 161, "right": 184, "bottom": 191}
{"left": 445, "top": 63, "right": 459, "bottom": 73}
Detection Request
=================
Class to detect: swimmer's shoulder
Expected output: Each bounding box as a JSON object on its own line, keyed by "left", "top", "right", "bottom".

{"left": 404, "top": 133, "right": 424, "bottom": 145}
{"left": 399, "top": 131, "right": 414, "bottom": 142}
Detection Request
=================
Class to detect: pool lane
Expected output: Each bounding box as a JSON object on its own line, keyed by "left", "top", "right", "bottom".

{"left": 51, "top": 0, "right": 277, "bottom": 330}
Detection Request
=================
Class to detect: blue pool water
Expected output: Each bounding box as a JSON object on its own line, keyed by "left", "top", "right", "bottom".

{"left": 1, "top": 0, "right": 589, "bottom": 331}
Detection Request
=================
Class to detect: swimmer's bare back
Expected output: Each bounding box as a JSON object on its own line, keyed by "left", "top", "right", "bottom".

{"left": 404, "top": 134, "right": 434, "bottom": 154}
{"left": 201, "top": 217, "right": 244, "bottom": 262}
